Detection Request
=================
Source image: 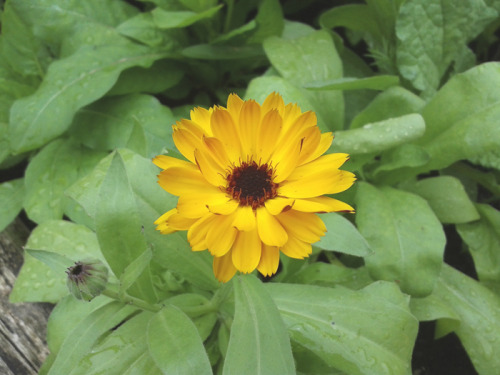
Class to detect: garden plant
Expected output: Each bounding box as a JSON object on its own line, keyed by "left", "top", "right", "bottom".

{"left": 1, "top": 0, "right": 500, "bottom": 374}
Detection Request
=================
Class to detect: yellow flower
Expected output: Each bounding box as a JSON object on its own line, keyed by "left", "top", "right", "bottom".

{"left": 153, "top": 93, "right": 355, "bottom": 282}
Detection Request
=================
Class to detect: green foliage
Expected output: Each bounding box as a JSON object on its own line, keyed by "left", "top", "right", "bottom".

{"left": 3, "top": 0, "right": 500, "bottom": 374}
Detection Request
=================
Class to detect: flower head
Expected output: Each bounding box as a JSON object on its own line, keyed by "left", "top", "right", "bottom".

{"left": 154, "top": 93, "right": 355, "bottom": 282}
{"left": 66, "top": 259, "right": 108, "bottom": 301}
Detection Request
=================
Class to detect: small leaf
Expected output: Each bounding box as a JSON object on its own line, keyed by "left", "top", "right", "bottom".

{"left": 355, "top": 183, "right": 446, "bottom": 297}
{"left": 316, "top": 212, "right": 372, "bottom": 257}
{"left": 120, "top": 248, "right": 153, "bottom": 296}
{"left": 182, "top": 44, "right": 264, "bottom": 60}
{"left": 148, "top": 306, "right": 212, "bottom": 375}
{"left": 0, "top": 178, "right": 24, "bottom": 232}
{"left": 305, "top": 75, "right": 399, "bottom": 91}
{"left": 152, "top": 5, "right": 223, "bottom": 29}
{"left": 403, "top": 176, "right": 480, "bottom": 224}
{"left": 223, "top": 275, "right": 295, "bottom": 375}
{"left": 25, "top": 249, "right": 74, "bottom": 273}
{"left": 457, "top": 204, "right": 500, "bottom": 293}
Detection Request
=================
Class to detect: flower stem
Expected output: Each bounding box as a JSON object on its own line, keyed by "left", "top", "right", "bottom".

{"left": 102, "top": 285, "right": 162, "bottom": 312}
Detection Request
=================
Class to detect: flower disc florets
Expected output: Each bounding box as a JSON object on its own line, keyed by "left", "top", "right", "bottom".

{"left": 153, "top": 92, "right": 356, "bottom": 282}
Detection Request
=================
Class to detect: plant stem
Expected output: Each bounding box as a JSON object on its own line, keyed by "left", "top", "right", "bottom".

{"left": 102, "top": 286, "right": 162, "bottom": 312}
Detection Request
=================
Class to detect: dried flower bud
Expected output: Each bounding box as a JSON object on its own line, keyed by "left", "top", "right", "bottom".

{"left": 66, "top": 259, "right": 109, "bottom": 301}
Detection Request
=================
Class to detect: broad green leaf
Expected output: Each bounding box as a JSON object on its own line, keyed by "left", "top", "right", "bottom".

{"left": 147, "top": 306, "right": 212, "bottom": 375}
{"left": 25, "top": 249, "right": 74, "bottom": 273}
{"left": 403, "top": 176, "right": 479, "bottom": 224}
{"left": 319, "top": 4, "right": 378, "bottom": 35}
{"left": 152, "top": 4, "right": 222, "bottom": 29}
{"left": 70, "top": 94, "right": 176, "bottom": 158}
{"left": 47, "top": 295, "right": 111, "bottom": 355}
{"left": 9, "top": 42, "right": 170, "bottom": 153}
{"left": 120, "top": 248, "right": 153, "bottom": 297}
{"left": 316, "top": 212, "right": 372, "bottom": 257}
{"left": 287, "top": 262, "right": 373, "bottom": 290}
{"left": 412, "top": 265, "right": 500, "bottom": 374}
{"left": 0, "top": 178, "right": 24, "bottom": 232}
{"left": 457, "top": 204, "right": 500, "bottom": 293}
{"left": 24, "top": 138, "right": 105, "bottom": 224}
{"left": 372, "top": 144, "right": 430, "bottom": 180}
{"left": 223, "top": 275, "right": 295, "bottom": 375}
{"left": 107, "top": 60, "right": 184, "bottom": 96}
{"left": 47, "top": 302, "right": 137, "bottom": 375}
{"left": 332, "top": 114, "right": 425, "bottom": 155}
{"left": 10, "top": 220, "right": 107, "bottom": 303}
{"left": 396, "top": 0, "right": 497, "bottom": 94}
{"left": 95, "top": 152, "right": 156, "bottom": 302}
{"left": 70, "top": 311, "right": 159, "bottom": 375}
{"left": 355, "top": 183, "right": 445, "bottom": 297}
{"left": 267, "top": 282, "right": 418, "bottom": 375}
{"left": 305, "top": 75, "right": 399, "bottom": 91}
{"left": 181, "top": 44, "right": 264, "bottom": 60}
{"left": 263, "top": 30, "right": 344, "bottom": 131}
{"left": 9, "top": 0, "right": 137, "bottom": 48}
{"left": 117, "top": 13, "right": 182, "bottom": 48}
{"left": 350, "top": 86, "right": 425, "bottom": 129}
{"left": 246, "top": 0, "right": 284, "bottom": 43}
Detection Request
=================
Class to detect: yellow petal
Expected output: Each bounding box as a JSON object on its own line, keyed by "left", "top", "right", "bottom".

{"left": 278, "top": 111, "right": 316, "bottom": 146}
{"left": 155, "top": 208, "right": 178, "bottom": 234}
{"left": 264, "top": 197, "right": 294, "bottom": 215}
{"left": 278, "top": 169, "right": 356, "bottom": 198}
{"left": 207, "top": 199, "right": 239, "bottom": 215}
{"left": 262, "top": 92, "right": 285, "bottom": 116}
{"left": 299, "top": 132, "right": 334, "bottom": 166}
{"left": 187, "top": 213, "right": 216, "bottom": 251}
{"left": 256, "top": 207, "right": 288, "bottom": 246}
{"left": 172, "top": 125, "right": 203, "bottom": 163}
{"left": 202, "top": 136, "right": 230, "bottom": 169}
{"left": 194, "top": 148, "right": 226, "bottom": 187}
{"left": 206, "top": 213, "right": 238, "bottom": 257}
{"left": 256, "top": 109, "right": 282, "bottom": 162}
{"left": 213, "top": 251, "right": 237, "bottom": 282}
{"left": 154, "top": 208, "right": 177, "bottom": 225}
{"left": 168, "top": 212, "right": 198, "bottom": 230}
{"left": 296, "top": 126, "right": 321, "bottom": 165}
{"left": 232, "top": 205, "right": 256, "bottom": 231}
{"left": 190, "top": 107, "right": 213, "bottom": 135}
{"left": 227, "top": 93, "right": 244, "bottom": 120}
{"left": 231, "top": 228, "right": 262, "bottom": 273}
{"left": 257, "top": 244, "right": 280, "bottom": 277}
{"left": 238, "top": 100, "right": 261, "bottom": 157}
{"left": 271, "top": 137, "right": 301, "bottom": 183}
{"left": 277, "top": 210, "right": 326, "bottom": 243}
{"left": 280, "top": 235, "right": 312, "bottom": 259}
{"left": 153, "top": 155, "right": 192, "bottom": 170}
{"left": 158, "top": 166, "right": 212, "bottom": 196}
{"left": 211, "top": 107, "right": 242, "bottom": 163}
{"left": 288, "top": 153, "right": 350, "bottom": 180}
{"left": 292, "top": 196, "right": 355, "bottom": 213}
{"left": 177, "top": 191, "right": 228, "bottom": 218}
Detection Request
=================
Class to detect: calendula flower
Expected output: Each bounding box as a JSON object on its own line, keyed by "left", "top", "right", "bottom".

{"left": 154, "top": 93, "right": 355, "bottom": 282}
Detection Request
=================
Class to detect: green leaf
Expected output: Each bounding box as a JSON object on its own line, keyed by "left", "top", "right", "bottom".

{"left": 9, "top": 42, "right": 170, "bottom": 153}
{"left": 350, "top": 86, "right": 425, "bottom": 129}
{"left": 181, "top": 44, "right": 264, "bottom": 60}
{"left": 316, "top": 212, "right": 372, "bottom": 257}
{"left": 396, "top": 0, "right": 497, "bottom": 94}
{"left": 332, "top": 114, "right": 425, "bottom": 155}
{"left": 457, "top": 204, "right": 500, "bottom": 293}
{"left": 152, "top": 4, "right": 222, "bottom": 29}
{"left": 25, "top": 249, "right": 74, "bottom": 273}
{"left": 47, "top": 302, "right": 137, "bottom": 375}
{"left": 10, "top": 220, "right": 107, "bottom": 303}
{"left": 412, "top": 265, "right": 500, "bottom": 374}
{"left": 403, "top": 176, "right": 480, "bottom": 224}
{"left": 246, "top": 0, "right": 284, "bottom": 43}
{"left": 107, "top": 60, "right": 184, "bottom": 96}
{"left": 47, "top": 295, "right": 111, "bottom": 355}
{"left": 372, "top": 144, "right": 430, "bottom": 181}
{"left": 70, "top": 311, "right": 159, "bottom": 375}
{"left": 120, "top": 248, "right": 153, "bottom": 297}
{"left": 0, "top": 178, "right": 24, "bottom": 232}
{"left": 70, "top": 94, "right": 176, "bottom": 158}
{"left": 355, "top": 183, "right": 446, "bottom": 297}
{"left": 223, "top": 275, "right": 295, "bottom": 375}
{"left": 267, "top": 282, "right": 418, "bottom": 375}
{"left": 305, "top": 75, "right": 399, "bottom": 91}
{"left": 147, "top": 306, "right": 212, "bottom": 375}
{"left": 263, "top": 30, "right": 344, "bottom": 131}
{"left": 95, "top": 152, "right": 156, "bottom": 302}
{"left": 24, "top": 138, "right": 106, "bottom": 224}
{"left": 319, "top": 4, "right": 378, "bottom": 34}
{"left": 117, "top": 13, "right": 182, "bottom": 48}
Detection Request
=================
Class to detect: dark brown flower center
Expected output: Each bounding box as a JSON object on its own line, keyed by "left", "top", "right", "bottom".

{"left": 226, "top": 161, "right": 278, "bottom": 209}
